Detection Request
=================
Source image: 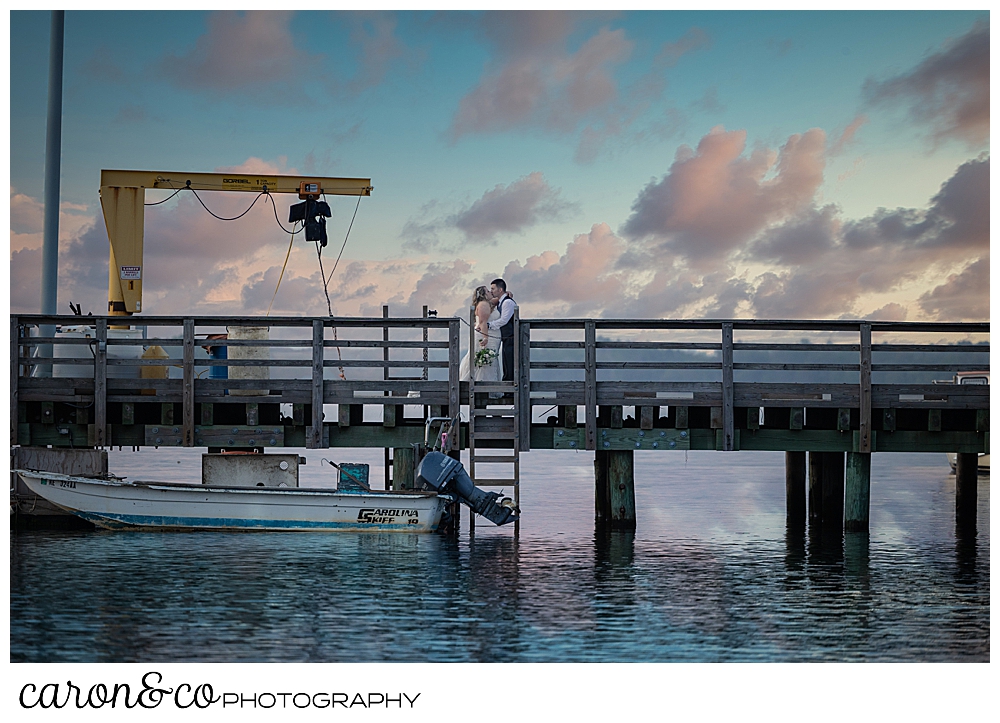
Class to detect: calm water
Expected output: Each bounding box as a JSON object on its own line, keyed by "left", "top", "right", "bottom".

{"left": 10, "top": 450, "right": 989, "bottom": 662}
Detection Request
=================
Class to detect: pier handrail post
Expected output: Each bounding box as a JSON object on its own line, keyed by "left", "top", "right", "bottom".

{"left": 585, "top": 320, "right": 597, "bottom": 451}
{"left": 94, "top": 317, "right": 108, "bottom": 447}
{"left": 182, "top": 318, "right": 195, "bottom": 446}
{"left": 722, "top": 322, "right": 734, "bottom": 451}
{"left": 309, "top": 319, "right": 324, "bottom": 449}
{"left": 859, "top": 321, "right": 872, "bottom": 454}
{"left": 11, "top": 316, "right": 20, "bottom": 445}
{"left": 448, "top": 318, "right": 461, "bottom": 452}
{"left": 518, "top": 315, "right": 531, "bottom": 452}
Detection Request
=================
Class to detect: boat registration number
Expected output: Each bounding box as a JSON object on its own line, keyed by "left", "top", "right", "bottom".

{"left": 59, "top": 480, "right": 77, "bottom": 489}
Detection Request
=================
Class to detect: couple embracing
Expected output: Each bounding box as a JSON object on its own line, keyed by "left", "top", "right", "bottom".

{"left": 459, "top": 278, "right": 518, "bottom": 383}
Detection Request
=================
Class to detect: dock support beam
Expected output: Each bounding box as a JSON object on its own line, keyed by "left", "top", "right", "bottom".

{"left": 595, "top": 449, "right": 635, "bottom": 530}
{"left": 808, "top": 451, "right": 823, "bottom": 524}
{"left": 955, "top": 453, "right": 978, "bottom": 522}
{"left": 808, "top": 451, "right": 844, "bottom": 529}
{"left": 785, "top": 451, "right": 806, "bottom": 524}
{"left": 845, "top": 452, "right": 871, "bottom": 532}
{"left": 822, "top": 451, "right": 845, "bottom": 530}
{"left": 392, "top": 447, "right": 415, "bottom": 491}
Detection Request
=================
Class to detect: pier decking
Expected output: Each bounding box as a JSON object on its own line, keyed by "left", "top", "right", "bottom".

{"left": 12, "top": 313, "right": 988, "bottom": 531}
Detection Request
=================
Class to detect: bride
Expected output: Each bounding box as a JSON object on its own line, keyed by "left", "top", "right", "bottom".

{"left": 459, "top": 285, "right": 502, "bottom": 382}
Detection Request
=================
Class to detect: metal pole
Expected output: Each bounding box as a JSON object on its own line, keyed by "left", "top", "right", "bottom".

{"left": 38, "top": 10, "right": 65, "bottom": 377}
{"left": 42, "top": 10, "right": 65, "bottom": 315}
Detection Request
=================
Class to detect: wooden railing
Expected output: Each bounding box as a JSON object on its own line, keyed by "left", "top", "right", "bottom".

{"left": 523, "top": 319, "right": 989, "bottom": 452}
{"left": 12, "top": 315, "right": 988, "bottom": 453}
{"left": 13, "top": 314, "right": 461, "bottom": 450}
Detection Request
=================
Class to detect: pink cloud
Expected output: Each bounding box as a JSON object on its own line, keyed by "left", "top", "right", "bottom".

{"left": 215, "top": 157, "right": 299, "bottom": 175}
{"left": 865, "top": 302, "right": 908, "bottom": 321}
{"left": 842, "top": 155, "right": 988, "bottom": 256}
{"left": 10, "top": 188, "right": 44, "bottom": 235}
{"left": 621, "top": 126, "right": 826, "bottom": 267}
{"left": 501, "top": 223, "right": 626, "bottom": 316}
{"left": 829, "top": 115, "right": 868, "bottom": 156}
{"left": 452, "top": 172, "right": 574, "bottom": 242}
{"left": 864, "top": 20, "right": 988, "bottom": 148}
{"left": 448, "top": 15, "right": 633, "bottom": 140}
{"left": 490, "top": 147, "right": 988, "bottom": 322}
{"left": 655, "top": 27, "right": 711, "bottom": 68}
{"left": 917, "top": 257, "right": 989, "bottom": 320}
{"left": 158, "top": 11, "right": 322, "bottom": 99}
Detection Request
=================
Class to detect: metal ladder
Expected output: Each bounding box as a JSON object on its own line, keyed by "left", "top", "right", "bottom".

{"left": 467, "top": 309, "right": 520, "bottom": 531}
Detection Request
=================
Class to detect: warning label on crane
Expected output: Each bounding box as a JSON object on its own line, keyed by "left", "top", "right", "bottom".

{"left": 120, "top": 266, "right": 142, "bottom": 280}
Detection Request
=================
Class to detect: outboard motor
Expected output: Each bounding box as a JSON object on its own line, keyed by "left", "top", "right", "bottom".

{"left": 416, "top": 451, "right": 519, "bottom": 526}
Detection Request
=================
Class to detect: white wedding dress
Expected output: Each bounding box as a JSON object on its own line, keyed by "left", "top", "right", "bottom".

{"left": 459, "top": 307, "right": 502, "bottom": 383}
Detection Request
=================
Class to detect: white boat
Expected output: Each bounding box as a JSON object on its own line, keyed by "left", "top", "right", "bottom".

{"left": 15, "top": 470, "right": 452, "bottom": 532}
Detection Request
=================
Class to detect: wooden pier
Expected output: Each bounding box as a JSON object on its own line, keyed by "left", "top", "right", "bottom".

{"left": 11, "top": 313, "right": 989, "bottom": 533}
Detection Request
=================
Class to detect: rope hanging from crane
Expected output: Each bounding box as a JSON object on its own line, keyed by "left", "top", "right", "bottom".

{"left": 143, "top": 178, "right": 365, "bottom": 380}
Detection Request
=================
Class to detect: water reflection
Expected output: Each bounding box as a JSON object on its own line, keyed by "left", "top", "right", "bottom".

{"left": 10, "top": 457, "right": 989, "bottom": 662}
{"left": 843, "top": 531, "right": 870, "bottom": 583}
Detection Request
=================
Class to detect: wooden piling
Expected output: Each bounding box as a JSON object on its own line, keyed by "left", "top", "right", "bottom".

{"left": 808, "top": 451, "right": 823, "bottom": 523}
{"left": 392, "top": 447, "right": 415, "bottom": 491}
{"left": 594, "top": 450, "right": 610, "bottom": 524}
{"left": 608, "top": 449, "right": 636, "bottom": 531}
{"left": 845, "top": 452, "right": 871, "bottom": 532}
{"left": 955, "top": 452, "right": 978, "bottom": 521}
{"left": 821, "top": 451, "right": 845, "bottom": 529}
{"left": 785, "top": 451, "right": 806, "bottom": 523}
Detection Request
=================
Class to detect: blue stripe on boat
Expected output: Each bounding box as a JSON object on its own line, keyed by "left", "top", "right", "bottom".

{"left": 74, "top": 512, "right": 438, "bottom": 531}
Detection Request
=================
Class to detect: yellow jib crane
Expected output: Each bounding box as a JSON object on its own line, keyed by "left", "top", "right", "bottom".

{"left": 100, "top": 169, "right": 373, "bottom": 316}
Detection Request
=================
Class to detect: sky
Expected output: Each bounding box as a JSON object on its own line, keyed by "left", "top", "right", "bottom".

{"left": 8, "top": 9, "right": 990, "bottom": 322}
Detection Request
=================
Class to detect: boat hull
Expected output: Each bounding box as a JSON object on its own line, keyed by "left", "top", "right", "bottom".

{"left": 16, "top": 471, "right": 449, "bottom": 532}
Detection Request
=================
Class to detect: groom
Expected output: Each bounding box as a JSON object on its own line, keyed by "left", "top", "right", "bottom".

{"left": 487, "top": 278, "right": 518, "bottom": 382}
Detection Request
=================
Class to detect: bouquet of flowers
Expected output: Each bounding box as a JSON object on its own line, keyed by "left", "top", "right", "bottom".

{"left": 474, "top": 348, "right": 499, "bottom": 368}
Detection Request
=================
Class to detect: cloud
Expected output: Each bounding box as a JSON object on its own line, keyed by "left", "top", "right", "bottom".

{"left": 842, "top": 154, "right": 988, "bottom": 256}
{"left": 829, "top": 115, "right": 867, "bottom": 156}
{"left": 621, "top": 126, "right": 826, "bottom": 267}
{"left": 343, "top": 12, "right": 410, "bottom": 94}
{"left": 691, "top": 86, "right": 724, "bottom": 115}
{"left": 10, "top": 188, "right": 44, "bottom": 235}
{"left": 449, "top": 14, "right": 709, "bottom": 149}
{"left": 158, "top": 11, "right": 322, "bottom": 100}
{"left": 654, "top": 27, "right": 711, "bottom": 68}
{"left": 9, "top": 246, "right": 43, "bottom": 312}
{"left": 865, "top": 302, "right": 908, "bottom": 321}
{"left": 738, "top": 156, "right": 989, "bottom": 320}
{"left": 451, "top": 172, "right": 574, "bottom": 242}
{"left": 863, "top": 20, "right": 988, "bottom": 147}
{"left": 448, "top": 23, "right": 633, "bottom": 139}
{"left": 747, "top": 205, "right": 840, "bottom": 266}
{"left": 401, "top": 173, "right": 575, "bottom": 250}
{"left": 917, "top": 257, "right": 989, "bottom": 320}
{"left": 492, "top": 140, "right": 987, "bottom": 322}
{"left": 501, "top": 223, "right": 626, "bottom": 316}
{"left": 215, "top": 156, "right": 299, "bottom": 175}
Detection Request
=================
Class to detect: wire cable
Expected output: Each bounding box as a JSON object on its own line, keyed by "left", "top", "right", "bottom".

{"left": 264, "top": 191, "right": 303, "bottom": 235}
{"left": 324, "top": 193, "right": 363, "bottom": 286}
{"left": 143, "top": 186, "right": 185, "bottom": 206}
{"left": 266, "top": 223, "right": 299, "bottom": 316}
{"left": 188, "top": 187, "right": 263, "bottom": 221}
{"left": 313, "top": 239, "right": 347, "bottom": 380}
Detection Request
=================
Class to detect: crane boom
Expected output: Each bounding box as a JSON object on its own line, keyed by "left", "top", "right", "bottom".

{"left": 99, "top": 169, "right": 373, "bottom": 316}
